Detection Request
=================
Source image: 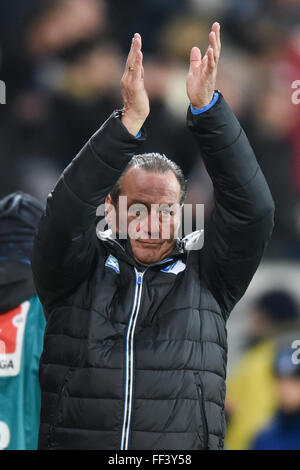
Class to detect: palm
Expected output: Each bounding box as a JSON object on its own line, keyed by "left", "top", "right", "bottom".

{"left": 186, "top": 23, "right": 221, "bottom": 109}
{"left": 121, "top": 33, "right": 150, "bottom": 135}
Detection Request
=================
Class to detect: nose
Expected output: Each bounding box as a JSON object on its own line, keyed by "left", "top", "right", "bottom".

{"left": 149, "top": 209, "right": 160, "bottom": 239}
{"left": 138, "top": 207, "right": 160, "bottom": 239}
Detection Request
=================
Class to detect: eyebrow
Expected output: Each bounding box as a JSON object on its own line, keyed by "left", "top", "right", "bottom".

{"left": 127, "top": 199, "right": 178, "bottom": 207}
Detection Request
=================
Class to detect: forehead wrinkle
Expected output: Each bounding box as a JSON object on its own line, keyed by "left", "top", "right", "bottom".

{"left": 132, "top": 185, "right": 178, "bottom": 200}
{"left": 121, "top": 168, "right": 180, "bottom": 204}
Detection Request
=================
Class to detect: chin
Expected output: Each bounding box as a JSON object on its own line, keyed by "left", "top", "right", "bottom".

{"left": 133, "top": 246, "right": 161, "bottom": 266}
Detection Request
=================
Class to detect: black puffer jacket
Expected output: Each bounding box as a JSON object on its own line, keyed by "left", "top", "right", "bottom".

{"left": 31, "top": 93, "right": 274, "bottom": 450}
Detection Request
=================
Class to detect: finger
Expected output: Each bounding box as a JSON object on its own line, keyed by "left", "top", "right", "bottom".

{"left": 121, "top": 37, "right": 136, "bottom": 86}
{"left": 126, "top": 36, "right": 142, "bottom": 82}
{"left": 209, "top": 31, "right": 219, "bottom": 64}
{"left": 189, "top": 46, "right": 202, "bottom": 75}
{"left": 134, "top": 34, "right": 142, "bottom": 56}
{"left": 212, "top": 22, "right": 221, "bottom": 50}
{"left": 131, "top": 50, "right": 143, "bottom": 81}
{"left": 132, "top": 33, "right": 142, "bottom": 60}
{"left": 125, "top": 37, "right": 135, "bottom": 69}
{"left": 130, "top": 35, "right": 142, "bottom": 74}
{"left": 125, "top": 34, "right": 141, "bottom": 71}
{"left": 139, "top": 51, "right": 144, "bottom": 80}
{"left": 134, "top": 32, "right": 142, "bottom": 45}
{"left": 201, "top": 54, "right": 208, "bottom": 74}
{"left": 135, "top": 33, "right": 145, "bottom": 80}
{"left": 207, "top": 47, "right": 216, "bottom": 72}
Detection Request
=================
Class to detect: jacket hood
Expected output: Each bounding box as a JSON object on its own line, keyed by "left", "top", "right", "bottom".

{"left": 0, "top": 260, "right": 36, "bottom": 313}
{"left": 0, "top": 191, "right": 44, "bottom": 264}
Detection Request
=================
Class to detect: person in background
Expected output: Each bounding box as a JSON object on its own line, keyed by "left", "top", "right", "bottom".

{"left": 0, "top": 191, "right": 46, "bottom": 450}
{"left": 225, "top": 289, "right": 300, "bottom": 450}
{"left": 251, "top": 345, "right": 300, "bottom": 450}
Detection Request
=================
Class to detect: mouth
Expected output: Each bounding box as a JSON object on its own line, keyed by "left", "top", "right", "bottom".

{"left": 136, "top": 239, "right": 161, "bottom": 246}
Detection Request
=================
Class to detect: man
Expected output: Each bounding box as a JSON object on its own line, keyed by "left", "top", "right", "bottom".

{"left": 225, "top": 290, "right": 300, "bottom": 450}
{"left": 251, "top": 345, "right": 300, "bottom": 450}
{"left": 32, "top": 24, "right": 275, "bottom": 450}
{"left": 0, "top": 191, "right": 45, "bottom": 450}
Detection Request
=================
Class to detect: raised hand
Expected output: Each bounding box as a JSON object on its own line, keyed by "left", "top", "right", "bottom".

{"left": 186, "top": 22, "right": 221, "bottom": 110}
{"left": 121, "top": 33, "right": 150, "bottom": 136}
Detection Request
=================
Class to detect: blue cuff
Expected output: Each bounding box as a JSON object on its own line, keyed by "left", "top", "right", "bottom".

{"left": 136, "top": 130, "right": 142, "bottom": 139}
{"left": 190, "top": 91, "right": 219, "bottom": 115}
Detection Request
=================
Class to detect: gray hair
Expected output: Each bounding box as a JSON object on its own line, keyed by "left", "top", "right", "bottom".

{"left": 110, "top": 153, "right": 187, "bottom": 205}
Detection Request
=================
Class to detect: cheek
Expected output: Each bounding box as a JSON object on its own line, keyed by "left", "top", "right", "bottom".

{"left": 128, "top": 216, "right": 148, "bottom": 240}
{"left": 173, "top": 215, "right": 181, "bottom": 231}
{"left": 126, "top": 216, "right": 134, "bottom": 226}
{"left": 161, "top": 216, "right": 180, "bottom": 237}
{"left": 117, "top": 211, "right": 132, "bottom": 231}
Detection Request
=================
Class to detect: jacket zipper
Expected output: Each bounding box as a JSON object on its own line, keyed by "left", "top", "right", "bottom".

{"left": 107, "top": 240, "right": 175, "bottom": 450}
{"left": 194, "top": 371, "right": 209, "bottom": 449}
{"left": 120, "top": 268, "right": 144, "bottom": 450}
{"left": 119, "top": 257, "right": 175, "bottom": 450}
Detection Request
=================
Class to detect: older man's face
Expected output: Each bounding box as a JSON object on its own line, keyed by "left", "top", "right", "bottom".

{"left": 107, "top": 168, "right": 182, "bottom": 266}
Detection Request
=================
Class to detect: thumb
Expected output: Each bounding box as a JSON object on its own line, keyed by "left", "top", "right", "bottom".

{"left": 189, "top": 47, "right": 202, "bottom": 74}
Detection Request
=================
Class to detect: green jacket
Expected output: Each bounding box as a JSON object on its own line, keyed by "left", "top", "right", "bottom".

{"left": 0, "top": 260, "right": 45, "bottom": 450}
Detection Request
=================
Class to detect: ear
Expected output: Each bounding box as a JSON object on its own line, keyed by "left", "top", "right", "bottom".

{"left": 105, "top": 194, "right": 117, "bottom": 232}
{"left": 105, "top": 195, "right": 112, "bottom": 215}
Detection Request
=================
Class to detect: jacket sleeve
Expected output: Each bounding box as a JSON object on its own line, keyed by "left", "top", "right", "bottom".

{"left": 187, "top": 92, "right": 275, "bottom": 319}
{"left": 31, "top": 110, "right": 146, "bottom": 310}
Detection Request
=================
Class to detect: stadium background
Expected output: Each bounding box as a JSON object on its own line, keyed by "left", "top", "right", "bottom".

{"left": 0, "top": 0, "right": 300, "bottom": 449}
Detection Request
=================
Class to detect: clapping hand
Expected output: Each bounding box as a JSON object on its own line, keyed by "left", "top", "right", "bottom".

{"left": 186, "top": 22, "right": 221, "bottom": 110}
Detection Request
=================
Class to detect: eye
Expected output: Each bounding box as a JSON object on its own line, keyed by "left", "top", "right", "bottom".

{"left": 159, "top": 207, "right": 174, "bottom": 217}
{"left": 135, "top": 209, "right": 143, "bottom": 218}
{"left": 128, "top": 203, "right": 148, "bottom": 219}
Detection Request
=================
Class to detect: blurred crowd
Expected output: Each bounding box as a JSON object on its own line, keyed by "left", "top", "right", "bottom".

{"left": 0, "top": 0, "right": 300, "bottom": 259}
{"left": 225, "top": 287, "right": 300, "bottom": 450}
{"left": 0, "top": 0, "right": 300, "bottom": 450}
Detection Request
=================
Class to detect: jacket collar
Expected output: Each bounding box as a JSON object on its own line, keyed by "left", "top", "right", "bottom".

{"left": 96, "top": 228, "right": 186, "bottom": 269}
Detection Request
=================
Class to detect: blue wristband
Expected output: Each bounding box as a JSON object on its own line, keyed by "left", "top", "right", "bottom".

{"left": 190, "top": 91, "right": 219, "bottom": 115}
